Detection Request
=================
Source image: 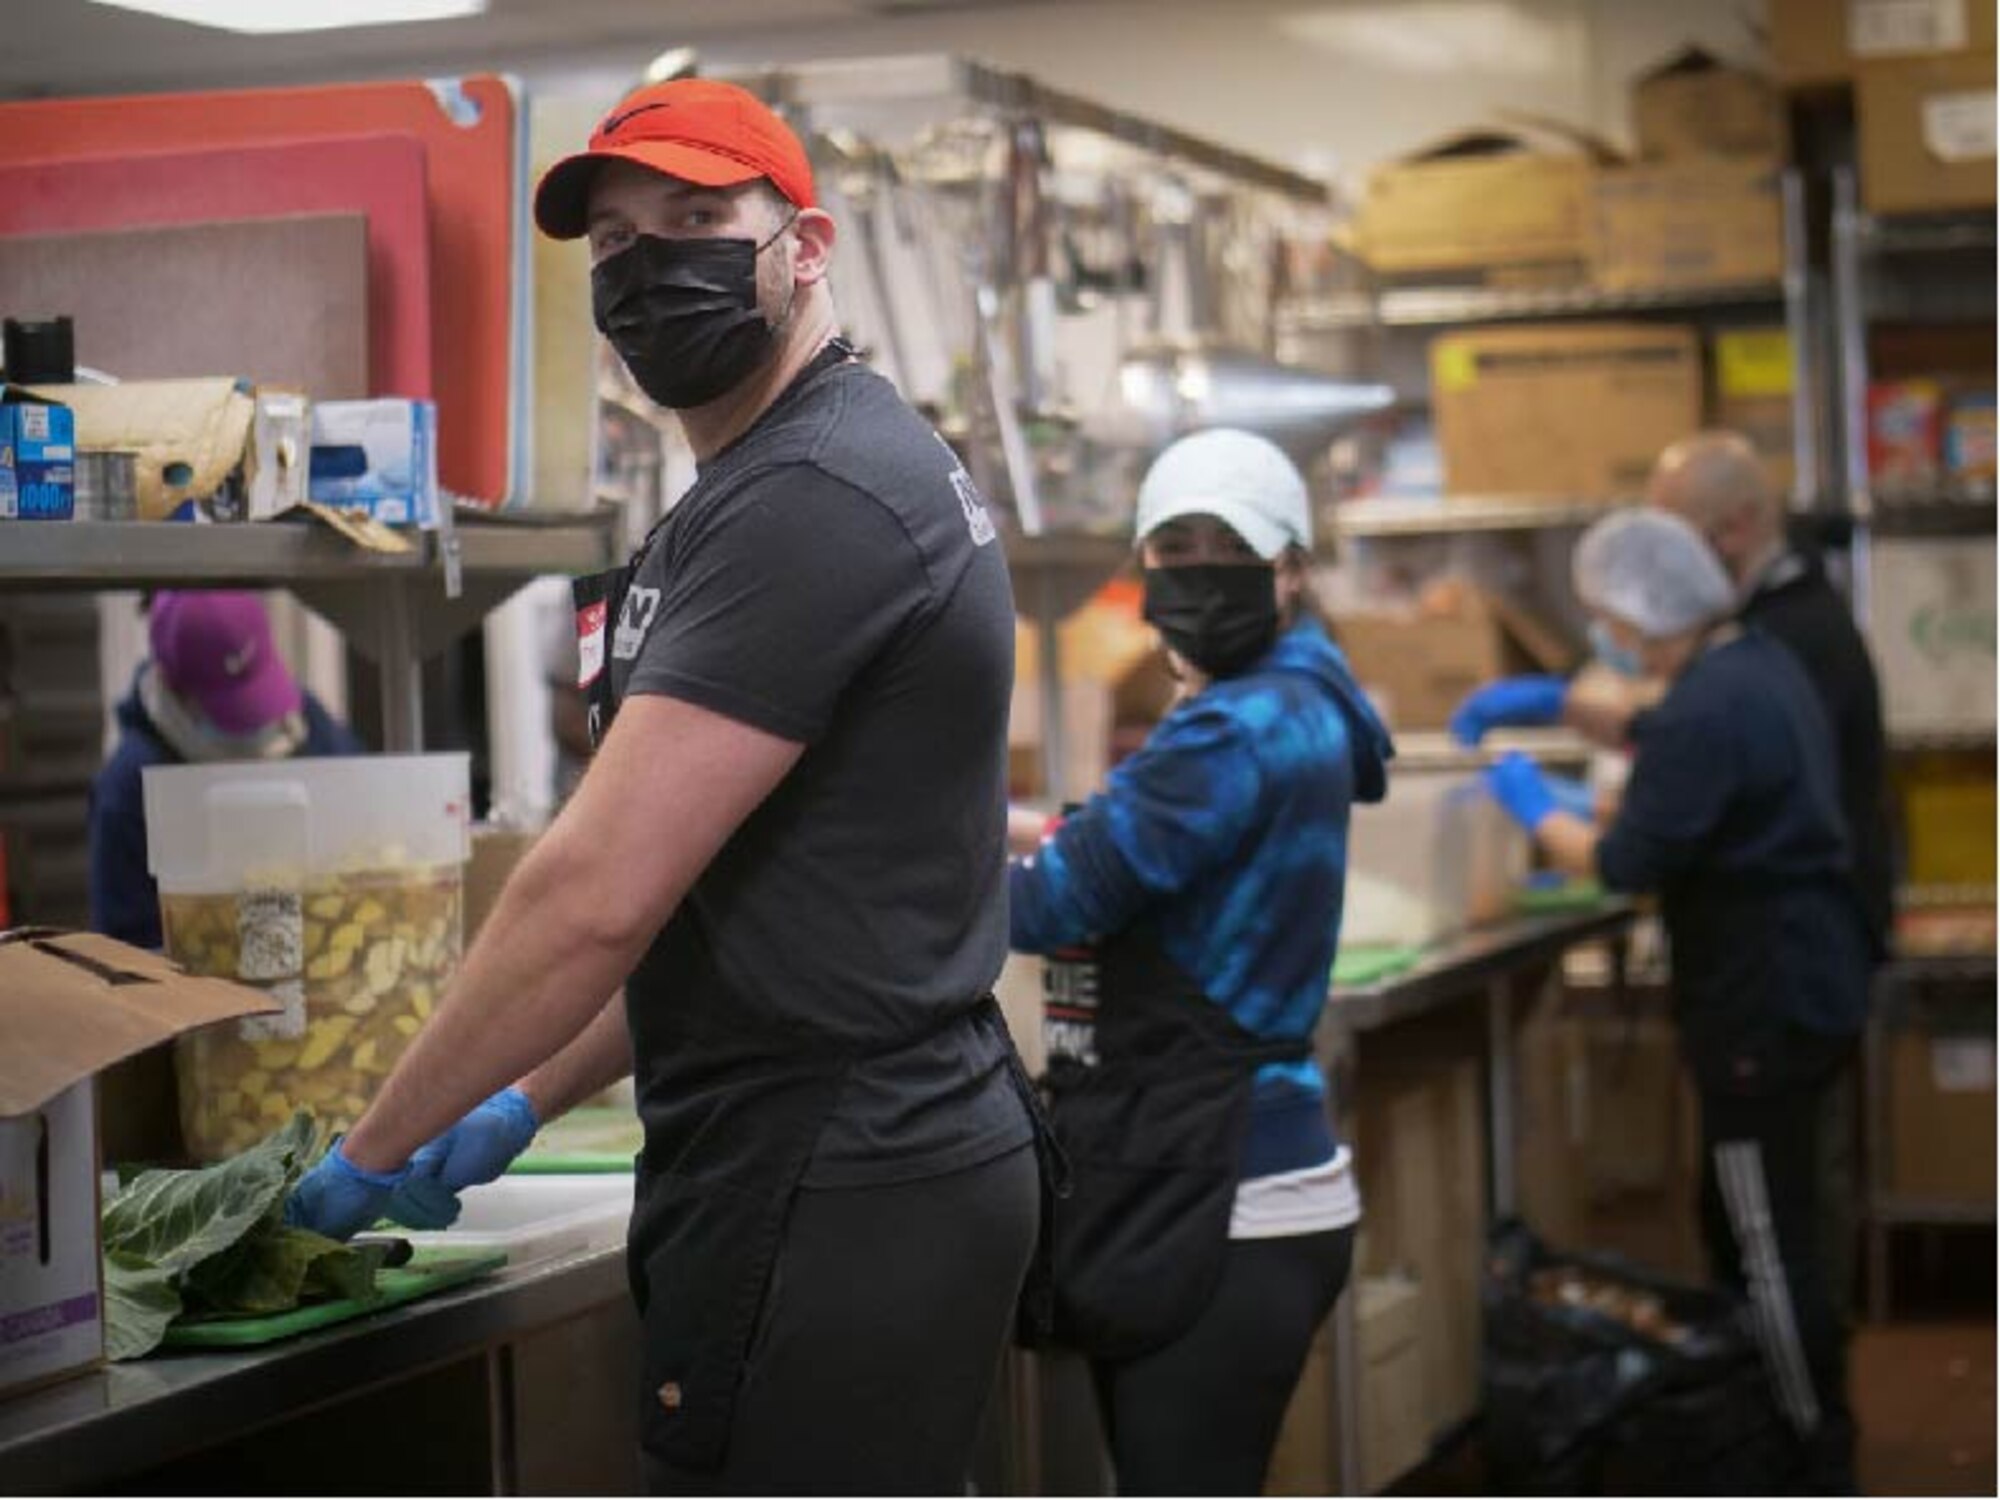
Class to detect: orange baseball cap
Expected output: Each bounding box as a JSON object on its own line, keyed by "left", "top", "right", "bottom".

{"left": 534, "top": 79, "right": 817, "bottom": 240}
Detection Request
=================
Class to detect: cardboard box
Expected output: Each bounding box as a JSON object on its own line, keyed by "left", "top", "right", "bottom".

{"left": 1888, "top": 1025, "right": 1997, "bottom": 1203}
{"left": 1430, "top": 323, "right": 1703, "bottom": 496}
{"left": 0, "top": 930, "right": 274, "bottom": 1400}
{"left": 27, "top": 378, "right": 255, "bottom": 522}
{"left": 0, "top": 387, "right": 76, "bottom": 521}
{"left": 1334, "top": 583, "right": 1574, "bottom": 733}
{"left": 1714, "top": 327, "right": 1800, "bottom": 498}
{"left": 308, "top": 398, "right": 441, "bottom": 528}
{"left": 1856, "top": 49, "right": 1998, "bottom": 214}
{"left": 1588, "top": 159, "right": 1785, "bottom": 290}
{"left": 1867, "top": 535, "right": 1997, "bottom": 737}
{"left": 1357, "top": 1275, "right": 1431, "bottom": 1494}
{"left": 1357, "top": 131, "right": 1595, "bottom": 277}
{"left": 1632, "top": 47, "right": 1787, "bottom": 160}
{"left": 1772, "top": 0, "right": 1997, "bottom": 86}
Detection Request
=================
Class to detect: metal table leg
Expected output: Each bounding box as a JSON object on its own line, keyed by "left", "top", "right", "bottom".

{"left": 1487, "top": 976, "right": 1517, "bottom": 1220}
{"left": 1323, "top": 1016, "right": 1365, "bottom": 1495}
{"left": 1033, "top": 570, "right": 1067, "bottom": 805}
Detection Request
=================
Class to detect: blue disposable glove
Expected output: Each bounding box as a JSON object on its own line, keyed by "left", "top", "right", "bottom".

{"left": 384, "top": 1087, "right": 541, "bottom": 1230}
{"left": 1449, "top": 675, "right": 1569, "bottom": 746}
{"left": 1546, "top": 775, "right": 1596, "bottom": 821}
{"left": 284, "top": 1142, "right": 408, "bottom": 1242}
{"left": 1484, "top": 751, "right": 1561, "bottom": 832}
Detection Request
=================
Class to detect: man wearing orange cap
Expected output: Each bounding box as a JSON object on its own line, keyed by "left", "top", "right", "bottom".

{"left": 286, "top": 80, "right": 1045, "bottom": 1493}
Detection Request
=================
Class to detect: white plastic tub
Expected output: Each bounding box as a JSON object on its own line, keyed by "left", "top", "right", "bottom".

{"left": 1342, "top": 755, "right": 1527, "bottom": 949}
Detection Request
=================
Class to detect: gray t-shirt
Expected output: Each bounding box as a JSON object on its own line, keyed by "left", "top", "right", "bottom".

{"left": 608, "top": 352, "right": 1031, "bottom": 1187}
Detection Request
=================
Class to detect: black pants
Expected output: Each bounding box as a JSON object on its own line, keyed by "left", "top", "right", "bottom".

{"left": 1699, "top": 1067, "right": 1858, "bottom": 1493}
{"left": 1089, "top": 1226, "right": 1355, "bottom": 1496}
{"left": 644, "top": 1143, "right": 1040, "bottom": 1497}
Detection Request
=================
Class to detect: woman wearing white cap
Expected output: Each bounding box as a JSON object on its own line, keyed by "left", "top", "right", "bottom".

{"left": 1484, "top": 507, "right": 1867, "bottom": 1493}
{"left": 1009, "top": 428, "right": 1394, "bottom": 1493}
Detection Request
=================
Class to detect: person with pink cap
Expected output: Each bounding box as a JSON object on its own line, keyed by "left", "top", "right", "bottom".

{"left": 87, "top": 591, "right": 363, "bottom": 948}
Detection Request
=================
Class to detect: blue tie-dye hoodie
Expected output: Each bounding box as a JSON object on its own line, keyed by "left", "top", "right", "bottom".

{"left": 1010, "top": 617, "right": 1394, "bottom": 1179}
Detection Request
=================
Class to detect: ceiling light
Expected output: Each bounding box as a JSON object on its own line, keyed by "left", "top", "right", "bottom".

{"left": 85, "top": 0, "right": 486, "bottom": 35}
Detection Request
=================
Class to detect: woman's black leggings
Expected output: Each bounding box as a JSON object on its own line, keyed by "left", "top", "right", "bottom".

{"left": 1090, "top": 1226, "right": 1356, "bottom": 1496}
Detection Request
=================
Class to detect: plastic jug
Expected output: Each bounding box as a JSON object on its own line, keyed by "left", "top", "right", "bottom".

{"left": 142, "top": 754, "right": 470, "bottom": 1161}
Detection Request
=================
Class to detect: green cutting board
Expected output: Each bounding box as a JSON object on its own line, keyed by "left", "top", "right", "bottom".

{"left": 1331, "top": 945, "right": 1425, "bottom": 988}
{"left": 160, "top": 1249, "right": 506, "bottom": 1349}
{"left": 509, "top": 1106, "right": 641, "bottom": 1175}
{"left": 1512, "top": 878, "right": 1606, "bottom": 914}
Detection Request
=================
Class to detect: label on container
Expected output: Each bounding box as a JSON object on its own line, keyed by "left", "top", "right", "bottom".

{"left": 1850, "top": 0, "right": 1968, "bottom": 56}
{"left": 1931, "top": 1036, "right": 1995, "bottom": 1092}
{"left": 1922, "top": 90, "right": 1998, "bottom": 162}
{"left": 234, "top": 888, "right": 307, "bottom": 1040}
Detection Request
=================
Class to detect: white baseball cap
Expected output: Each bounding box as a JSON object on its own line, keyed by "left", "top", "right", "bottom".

{"left": 1134, "top": 428, "right": 1313, "bottom": 560}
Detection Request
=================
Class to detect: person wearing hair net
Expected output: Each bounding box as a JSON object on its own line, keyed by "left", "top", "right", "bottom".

{"left": 1007, "top": 428, "right": 1394, "bottom": 1494}
{"left": 1485, "top": 508, "right": 1868, "bottom": 1493}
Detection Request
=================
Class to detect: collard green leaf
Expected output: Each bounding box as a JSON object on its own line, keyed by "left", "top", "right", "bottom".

{"left": 303, "top": 1238, "right": 392, "bottom": 1306}
{"left": 103, "top": 1252, "right": 182, "bottom": 1361}
{"left": 182, "top": 1226, "right": 347, "bottom": 1318}
{"left": 102, "top": 1113, "right": 317, "bottom": 1277}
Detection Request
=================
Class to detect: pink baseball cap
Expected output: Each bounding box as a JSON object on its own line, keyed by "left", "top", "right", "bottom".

{"left": 149, "top": 592, "right": 302, "bottom": 735}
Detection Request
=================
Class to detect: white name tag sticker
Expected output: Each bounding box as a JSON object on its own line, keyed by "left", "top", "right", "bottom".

{"left": 576, "top": 600, "right": 607, "bottom": 687}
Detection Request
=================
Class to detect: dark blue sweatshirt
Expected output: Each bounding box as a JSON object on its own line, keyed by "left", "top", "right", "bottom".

{"left": 1010, "top": 618, "right": 1394, "bottom": 1177}
{"left": 1599, "top": 629, "right": 1870, "bottom": 1093}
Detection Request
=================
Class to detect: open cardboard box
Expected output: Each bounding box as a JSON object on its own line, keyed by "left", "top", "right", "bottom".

{"left": 0, "top": 930, "right": 275, "bottom": 1400}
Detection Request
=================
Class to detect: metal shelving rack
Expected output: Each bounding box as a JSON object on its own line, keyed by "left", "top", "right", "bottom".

{"left": 1286, "top": 170, "right": 1817, "bottom": 541}
{"left": 0, "top": 510, "right": 622, "bottom": 753}
{"left": 1829, "top": 168, "right": 1998, "bottom": 1311}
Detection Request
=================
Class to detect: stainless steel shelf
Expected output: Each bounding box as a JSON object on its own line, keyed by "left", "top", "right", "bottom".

{"left": 1001, "top": 531, "right": 1132, "bottom": 572}
{"left": 1888, "top": 728, "right": 1997, "bottom": 753}
{"left": 0, "top": 512, "right": 621, "bottom": 587}
{"left": 1331, "top": 495, "right": 1625, "bottom": 537}
{"left": 1868, "top": 1195, "right": 1997, "bottom": 1228}
{"left": 1856, "top": 212, "right": 1998, "bottom": 258}
{"left": 1280, "top": 279, "right": 1785, "bottom": 332}
{"left": 1858, "top": 494, "right": 1998, "bottom": 537}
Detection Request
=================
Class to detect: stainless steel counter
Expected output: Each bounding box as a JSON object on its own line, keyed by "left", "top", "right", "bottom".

{"left": 1323, "top": 903, "right": 1638, "bottom": 1035}
{"left": 0, "top": 1241, "right": 630, "bottom": 1494}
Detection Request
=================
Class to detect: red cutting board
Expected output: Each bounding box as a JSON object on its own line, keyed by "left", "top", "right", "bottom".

{"left": 0, "top": 78, "right": 521, "bottom": 506}
{"left": 0, "top": 136, "right": 432, "bottom": 403}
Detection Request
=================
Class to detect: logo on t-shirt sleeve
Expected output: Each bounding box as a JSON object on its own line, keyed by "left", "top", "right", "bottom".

{"left": 613, "top": 586, "right": 662, "bottom": 661}
{"left": 935, "top": 432, "right": 996, "bottom": 547}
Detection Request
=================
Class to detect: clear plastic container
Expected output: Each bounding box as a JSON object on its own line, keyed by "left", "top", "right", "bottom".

{"left": 143, "top": 754, "right": 470, "bottom": 1161}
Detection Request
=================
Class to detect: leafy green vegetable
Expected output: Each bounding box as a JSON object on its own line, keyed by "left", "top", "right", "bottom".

{"left": 102, "top": 1253, "right": 181, "bottom": 1362}
{"left": 101, "top": 1113, "right": 391, "bottom": 1359}
{"left": 101, "top": 1113, "right": 311, "bottom": 1276}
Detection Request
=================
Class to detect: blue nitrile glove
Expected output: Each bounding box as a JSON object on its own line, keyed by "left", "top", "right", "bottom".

{"left": 1484, "top": 751, "right": 1561, "bottom": 833}
{"left": 1546, "top": 775, "right": 1596, "bottom": 821}
{"left": 384, "top": 1087, "right": 542, "bottom": 1230}
{"left": 284, "top": 1142, "right": 409, "bottom": 1242}
{"left": 1449, "top": 675, "right": 1569, "bottom": 746}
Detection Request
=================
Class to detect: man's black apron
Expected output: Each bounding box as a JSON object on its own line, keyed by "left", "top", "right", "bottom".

{"left": 1036, "top": 922, "right": 1310, "bottom": 1361}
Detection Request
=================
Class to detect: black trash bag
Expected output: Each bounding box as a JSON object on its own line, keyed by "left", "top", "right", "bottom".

{"left": 1482, "top": 1218, "right": 1795, "bottom": 1496}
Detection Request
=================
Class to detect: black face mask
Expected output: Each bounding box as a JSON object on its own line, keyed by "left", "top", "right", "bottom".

{"left": 1141, "top": 563, "right": 1279, "bottom": 679}
{"left": 590, "top": 221, "right": 794, "bottom": 410}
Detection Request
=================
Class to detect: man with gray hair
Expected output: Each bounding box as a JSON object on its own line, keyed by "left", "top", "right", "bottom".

{"left": 1648, "top": 430, "right": 1893, "bottom": 955}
